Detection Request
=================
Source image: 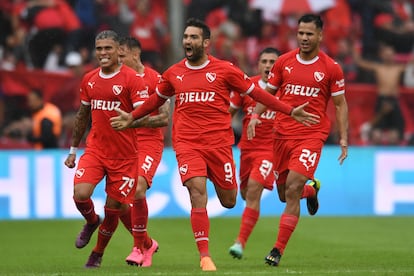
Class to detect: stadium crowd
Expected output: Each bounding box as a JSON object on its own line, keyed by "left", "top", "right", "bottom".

{"left": 0, "top": 0, "right": 414, "bottom": 148}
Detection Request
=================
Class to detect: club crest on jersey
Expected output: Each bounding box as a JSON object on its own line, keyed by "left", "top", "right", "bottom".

{"left": 75, "top": 168, "right": 85, "bottom": 178}
{"left": 179, "top": 164, "right": 188, "bottom": 175}
{"left": 113, "top": 85, "right": 123, "bottom": 95}
{"left": 206, "top": 72, "right": 216, "bottom": 83}
{"left": 314, "top": 72, "right": 325, "bottom": 82}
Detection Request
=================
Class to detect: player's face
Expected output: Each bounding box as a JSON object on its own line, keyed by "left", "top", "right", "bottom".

{"left": 183, "top": 26, "right": 208, "bottom": 64}
{"left": 297, "top": 22, "right": 322, "bottom": 58}
{"left": 257, "top": 52, "right": 278, "bottom": 82}
{"left": 118, "top": 45, "right": 135, "bottom": 68}
{"left": 95, "top": 38, "right": 119, "bottom": 73}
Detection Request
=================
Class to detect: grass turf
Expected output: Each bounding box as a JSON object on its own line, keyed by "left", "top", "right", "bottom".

{"left": 0, "top": 216, "right": 413, "bottom": 275}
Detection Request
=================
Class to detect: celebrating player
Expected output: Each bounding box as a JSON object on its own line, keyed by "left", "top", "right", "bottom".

{"left": 64, "top": 30, "right": 147, "bottom": 268}
{"left": 110, "top": 18, "right": 319, "bottom": 271}
{"left": 248, "top": 14, "right": 349, "bottom": 266}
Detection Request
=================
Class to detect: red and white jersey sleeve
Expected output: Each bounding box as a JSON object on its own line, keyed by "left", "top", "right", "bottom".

{"left": 158, "top": 56, "right": 254, "bottom": 150}
{"left": 235, "top": 75, "right": 276, "bottom": 151}
{"left": 135, "top": 67, "right": 164, "bottom": 143}
{"left": 267, "top": 49, "right": 345, "bottom": 140}
{"left": 79, "top": 65, "right": 147, "bottom": 159}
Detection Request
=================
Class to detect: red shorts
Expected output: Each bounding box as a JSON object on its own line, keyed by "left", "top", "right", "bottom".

{"left": 138, "top": 141, "right": 163, "bottom": 188}
{"left": 273, "top": 138, "right": 323, "bottom": 185}
{"left": 74, "top": 151, "right": 138, "bottom": 204}
{"left": 175, "top": 146, "right": 237, "bottom": 191}
{"left": 239, "top": 149, "right": 275, "bottom": 190}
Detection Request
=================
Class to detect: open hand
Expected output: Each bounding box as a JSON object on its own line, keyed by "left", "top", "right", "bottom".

{"left": 291, "top": 102, "right": 320, "bottom": 126}
{"left": 110, "top": 108, "right": 134, "bottom": 130}
{"left": 247, "top": 117, "right": 262, "bottom": 140}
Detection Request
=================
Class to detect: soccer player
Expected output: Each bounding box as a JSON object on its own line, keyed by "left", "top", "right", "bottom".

{"left": 64, "top": 30, "right": 147, "bottom": 268}
{"left": 248, "top": 14, "right": 349, "bottom": 266}
{"left": 228, "top": 47, "right": 280, "bottom": 259}
{"left": 118, "top": 36, "right": 170, "bottom": 267}
{"left": 110, "top": 18, "right": 320, "bottom": 271}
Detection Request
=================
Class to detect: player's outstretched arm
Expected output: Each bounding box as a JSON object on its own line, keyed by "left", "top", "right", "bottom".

{"left": 249, "top": 86, "right": 320, "bottom": 125}
{"left": 110, "top": 108, "right": 134, "bottom": 130}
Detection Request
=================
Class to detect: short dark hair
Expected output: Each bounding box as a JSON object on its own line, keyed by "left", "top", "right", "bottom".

{"left": 298, "top": 14, "right": 323, "bottom": 30}
{"left": 119, "top": 36, "right": 142, "bottom": 50}
{"left": 185, "top": 18, "right": 211, "bottom": 39}
{"left": 30, "top": 89, "right": 43, "bottom": 100}
{"left": 259, "top": 47, "right": 281, "bottom": 57}
{"left": 95, "top": 30, "right": 120, "bottom": 43}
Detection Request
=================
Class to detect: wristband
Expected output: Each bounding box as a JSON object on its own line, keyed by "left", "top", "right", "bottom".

{"left": 69, "top": 146, "right": 78, "bottom": 155}
{"left": 251, "top": 113, "right": 259, "bottom": 120}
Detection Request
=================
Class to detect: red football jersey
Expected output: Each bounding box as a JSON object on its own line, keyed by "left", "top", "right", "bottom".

{"left": 136, "top": 66, "right": 164, "bottom": 143}
{"left": 80, "top": 65, "right": 147, "bottom": 159}
{"left": 157, "top": 55, "right": 255, "bottom": 151}
{"left": 230, "top": 75, "right": 276, "bottom": 151}
{"left": 267, "top": 49, "right": 345, "bottom": 140}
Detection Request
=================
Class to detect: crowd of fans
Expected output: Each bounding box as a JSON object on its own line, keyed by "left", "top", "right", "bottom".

{"left": 0, "top": 0, "right": 413, "bottom": 148}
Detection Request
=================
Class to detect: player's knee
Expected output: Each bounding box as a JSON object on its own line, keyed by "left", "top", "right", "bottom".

{"left": 73, "top": 183, "right": 94, "bottom": 200}
{"left": 220, "top": 196, "right": 236, "bottom": 209}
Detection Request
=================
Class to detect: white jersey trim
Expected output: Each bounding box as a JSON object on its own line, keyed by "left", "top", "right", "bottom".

{"left": 81, "top": 100, "right": 91, "bottom": 106}
{"left": 185, "top": 59, "right": 211, "bottom": 70}
{"left": 267, "top": 82, "right": 278, "bottom": 91}
{"left": 133, "top": 101, "right": 145, "bottom": 108}
{"left": 332, "top": 90, "right": 345, "bottom": 97}
{"left": 296, "top": 54, "right": 319, "bottom": 65}
{"left": 98, "top": 65, "right": 121, "bottom": 78}
{"left": 258, "top": 79, "right": 267, "bottom": 89}
{"left": 156, "top": 87, "right": 170, "bottom": 99}
{"left": 241, "top": 83, "right": 255, "bottom": 96}
{"left": 230, "top": 101, "right": 240, "bottom": 109}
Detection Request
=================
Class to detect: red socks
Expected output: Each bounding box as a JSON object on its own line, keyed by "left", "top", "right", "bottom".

{"left": 275, "top": 213, "right": 298, "bottom": 254}
{"left": 301, "top": 185, "right": 316, "bottom": 199}
{"left": 191, "top": 208, "right": 210, "bottom": 257}
{"left": 237, "top": 207, "right": 259, "bottom": 248}
{"left": 93, "top": 207, "right": 120, "bottom": 254}
{"left": 131, "top": 198, "right": 152, "bottom": 250}
{"left": 74, "top": 197, "right": 98, "bottom": 224}
{"left": 119, "top": 205, "right": 132, "bottom": 233}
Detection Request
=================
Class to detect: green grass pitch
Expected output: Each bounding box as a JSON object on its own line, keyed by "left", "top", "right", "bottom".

{"left": 0, "top": 216, "right": 413, "bottom": 275}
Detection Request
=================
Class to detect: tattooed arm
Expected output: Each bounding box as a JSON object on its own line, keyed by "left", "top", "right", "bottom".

{"left": 64, "top": 104, "right": 91, "bottom": 168}
{"left": 130, "top": 100, "right": 170, "bottom": 128}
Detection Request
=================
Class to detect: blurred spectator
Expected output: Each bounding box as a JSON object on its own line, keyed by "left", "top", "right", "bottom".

{"left": 322, "top": 0, "right": 352, "bottom": 57}
{"left": 348, "top": 0, "right": 393, "bottom": 59}
{"left": 403, "top": 52, "right": 414, "bottom": 87}
{"left": 20, "top": 0, "right": 82, "bottom": 69}
{"left": 334, "top": 38, "right": 358, "bottom": 82}
{"left": 245, "top": 21, "right": 281, "bottom": 73}
{"left": 210, "top": 19, "right": 249, "bottom": 73}
{"left": 354, "top": 43, "right": 407, "bottom": 145}
{"left": 373, "top": 0, "right": 414, "bottom": 55}
{"left": 119, "top": 0, "right": 170, "bottom": 72}
{"left": 54, "top": 50, "right": 94, "bottom": 148}
{"left": 3, "top": 89, "right": 62, "bottom": 149}
{"left": 185, "top": 0, "right": 223, "bottom": 21}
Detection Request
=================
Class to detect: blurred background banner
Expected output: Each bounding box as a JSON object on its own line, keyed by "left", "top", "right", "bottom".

{"left": 0, "top": 146, "right": 413, "bottom": 220}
